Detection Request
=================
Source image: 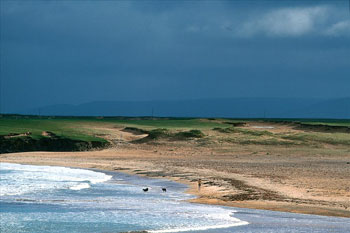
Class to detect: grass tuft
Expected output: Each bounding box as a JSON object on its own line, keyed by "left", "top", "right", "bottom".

{"left": 174, "top": 130, "right": 205, "bottom": 139}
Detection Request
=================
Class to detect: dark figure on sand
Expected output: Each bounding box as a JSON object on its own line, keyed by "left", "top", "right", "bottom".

{"left": 143, "top": 188, "right": 148, "bottom": 192}
{"left": 198, "top": 179, "right": 202, "bottom": 191}
{"left": 162, "top": 188, "right": 167, "bottom": 192}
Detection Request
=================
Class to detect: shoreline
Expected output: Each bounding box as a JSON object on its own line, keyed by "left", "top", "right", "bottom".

{"left": 3, "top": 161, "right": 350, "bottom": 233}
{"left": 109, "top": 166, "right": 350, "bottom": 219}
{"left": 1, "top": 162, "right": 251, "bottom": 233}
{"left": 1, "top": 152, "right": 349, "bottom": 218}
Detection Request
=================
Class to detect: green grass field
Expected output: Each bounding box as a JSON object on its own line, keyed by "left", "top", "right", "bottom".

{"left": 106, "top": 118, "right": 228, "bottom": 130}
{"left": 0, "top": 116, "right": 228, "bottom": 134}
{"left": 1, "top": 115, "right": 349, "bottom": 145}
{"left": 268, "top": 118, "right": 350, "bottom": 127}
{"left": 299, "top": 121, "right": 350, "bottom": 127}
{"left": 0, "top": 117, "right": 106, "bottom": 142}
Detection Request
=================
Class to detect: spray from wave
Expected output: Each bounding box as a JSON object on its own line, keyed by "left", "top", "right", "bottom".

{"left": 0, "top": 163, "right": 111, "bottom": 196}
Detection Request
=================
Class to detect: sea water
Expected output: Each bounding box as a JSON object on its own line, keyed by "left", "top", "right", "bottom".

{"left": 1, "top": 163, "right": 349, "bottom": 233}
{"left": 0, "top": 163, "right": 247, "bottom": 233}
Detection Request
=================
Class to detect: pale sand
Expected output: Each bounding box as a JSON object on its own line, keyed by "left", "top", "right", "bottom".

{"left": 1, "top": 145, "right": 349, "bottom": 218}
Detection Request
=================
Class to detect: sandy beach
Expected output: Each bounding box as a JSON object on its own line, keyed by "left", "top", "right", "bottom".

{"left": 2, "top": 1, "right": 350, "bottom": 230}
{"left": 1, "top": 122, "right": 349, "bottom": 218}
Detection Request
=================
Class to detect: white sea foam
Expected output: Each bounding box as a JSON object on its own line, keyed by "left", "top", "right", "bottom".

{"left": 69, "top": 183, "right": 91, "bottom": 190}
{"left": 149, "top": 222, "right": 248, "bottom": 233}
{"left": 149, "top": 210, "right": 248, "bottom": 233}
{"left": 0, "top": 163, "right": 111, "bottom": 196}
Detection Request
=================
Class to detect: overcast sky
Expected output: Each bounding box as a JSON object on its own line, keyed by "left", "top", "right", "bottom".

{"left": 1, "top": 0, "right": 350, "bottom": 112}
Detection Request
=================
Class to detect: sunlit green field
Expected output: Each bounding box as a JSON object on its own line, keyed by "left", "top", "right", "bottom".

{"left": 0, "top": 117, "right": 106, "bottom": 142}
{"left": 0, "top": 115, "right": 228, "bottom": 140}
{"left": 1, "top": 115, "right": 349, "bottom": 145}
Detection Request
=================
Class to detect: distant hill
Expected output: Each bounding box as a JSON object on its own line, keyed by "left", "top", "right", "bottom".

{"left": 15, "top": 97, "right": 350, "bottom": 119}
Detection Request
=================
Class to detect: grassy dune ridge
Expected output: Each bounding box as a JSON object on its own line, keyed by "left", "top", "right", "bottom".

{"left": 1, "top": 115, "right": 350, "bottom": 153}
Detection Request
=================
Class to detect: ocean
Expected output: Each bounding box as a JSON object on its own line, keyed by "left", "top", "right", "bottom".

{"left": 0, "top": 163, "right": 349, "bottom": 233}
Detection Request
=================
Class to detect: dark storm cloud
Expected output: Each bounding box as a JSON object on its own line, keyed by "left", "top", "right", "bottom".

{"left": 1, "top": 0, "right": 349, "bottom": 112}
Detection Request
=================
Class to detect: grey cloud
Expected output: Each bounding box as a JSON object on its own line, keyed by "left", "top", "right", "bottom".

{"left": 233, "top": 5, "right": 349, "bottom": 38}
{"left": 324, "top": 20, "right": 350, "bottom": 36}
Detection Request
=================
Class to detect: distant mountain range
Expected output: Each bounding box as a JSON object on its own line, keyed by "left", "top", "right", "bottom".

{"left": 16, "top": 97, "right": 350, "bottom": 119}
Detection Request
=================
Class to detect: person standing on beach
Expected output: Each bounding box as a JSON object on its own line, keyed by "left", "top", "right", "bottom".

{"left": 198, "top": 179, "right": 202, "bottom": 191}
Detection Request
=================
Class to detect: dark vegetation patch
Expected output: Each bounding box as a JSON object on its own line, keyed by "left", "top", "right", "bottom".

{"left": 133, "top": 128, "right": 170, "bottom": 143}
{"left": 224, "top": 122, "right": 246, "bottom": 127}
{"left": 213, "top": 127, "right": 273, "bottom": 136}
{"left": 147, "top": 128, "right": 170, "bottom": 139}
{"left": 173, "top": 130, "right": 205, "bottom": 139}
{"left": 133, "top": 128, "right": 204, "bottom": 143}
{"left": 0, "top": 135, "right": 109, "bottom": 154}
{"left": 236, "top": 128, "right": 273, "bottom": 136}
{"left": 122, "top": 127, "right": 148, "bottom": 135}
{"left": 294, "top": 123, "right": 350, "bottom": 134}
{"left": 213, "top": 127, "right": 236, "bottom": 133}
